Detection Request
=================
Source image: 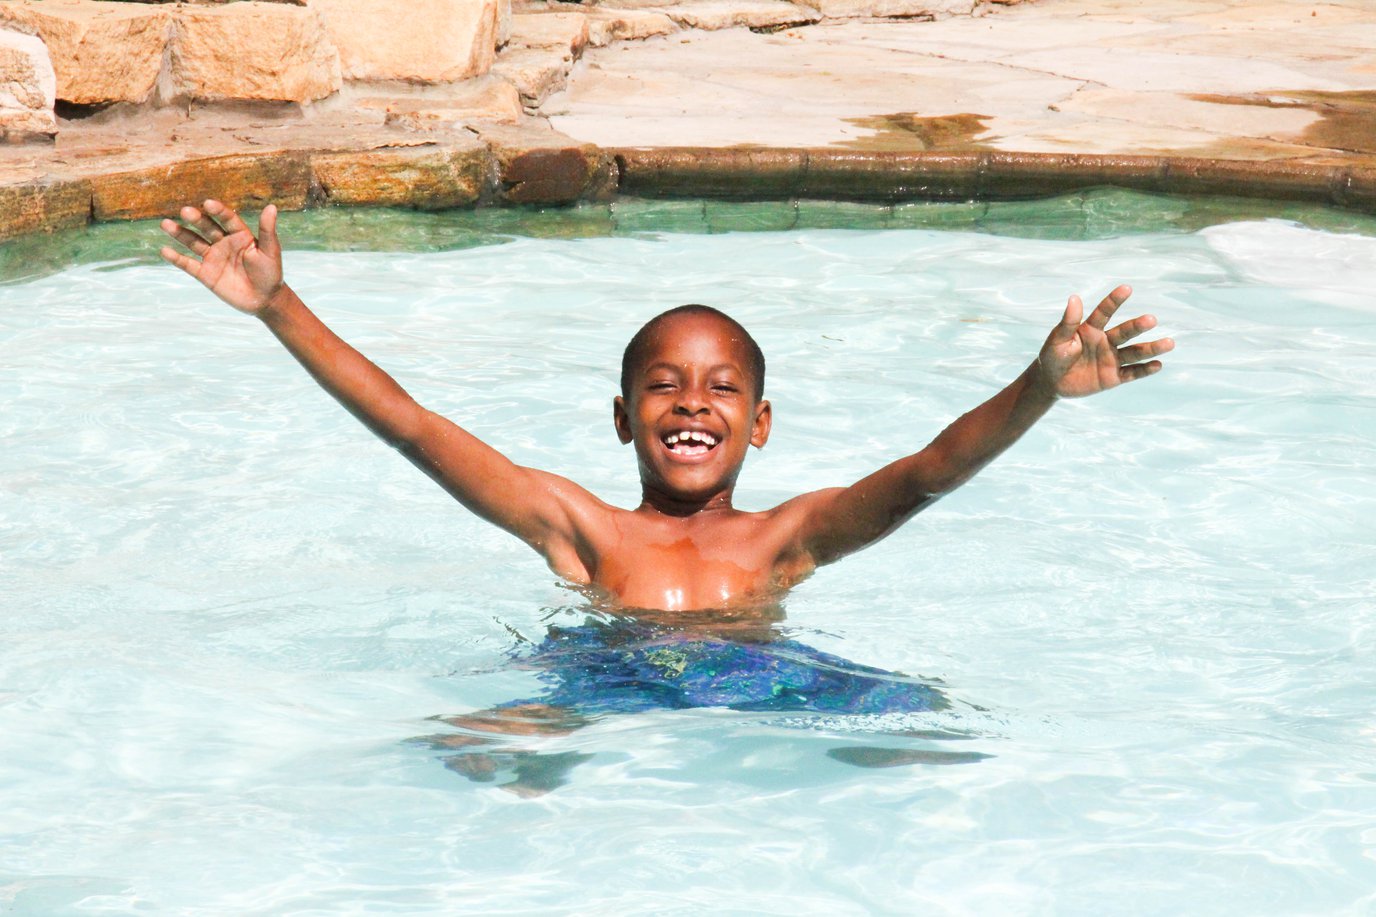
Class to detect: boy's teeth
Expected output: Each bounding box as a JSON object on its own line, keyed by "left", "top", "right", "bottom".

{"left": 664, "top": 430, "right": 718, "bottom": 450}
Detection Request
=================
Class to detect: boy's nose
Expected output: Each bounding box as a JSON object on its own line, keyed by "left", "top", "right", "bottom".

{"left": 673, "top": 388, "right": 710, "bottom": 415}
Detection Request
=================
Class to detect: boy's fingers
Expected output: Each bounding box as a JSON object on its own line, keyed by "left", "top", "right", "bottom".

{"left": 1118, "top": 360, "right": 1163, "bottom": 383}
{"left": 181, "top": 205, "right": 224, "bottom": 244}
{"left": 160, "top": 245, "right": 200, "bottom": 278}
{"left": 1050, "top": 295, "right": 1083, "bottom": 343}
{"left": 1116, "top": 337, "right": 1175, "bottom": 365}
{"left": 161, "top": 218, "right": 209, "bottom": 256}
{"left": 1106, "top": 313, "right": 1156, "bottom": 347}
{"left": 203, "top": 199, "right": 252, "bottom": 236}
{"left": 1085, "top": 284, "right": 1132, "bottom": 331}
{"left": 257, "top": 204, "right": 280, "bottom": 259}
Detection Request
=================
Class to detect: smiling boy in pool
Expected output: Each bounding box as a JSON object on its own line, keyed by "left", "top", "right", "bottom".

{"left": 161, "top": 200, "right": 1173, "bottom": 614}
{"left": 162, "top": 199, "right": 1172, "bottom": 791}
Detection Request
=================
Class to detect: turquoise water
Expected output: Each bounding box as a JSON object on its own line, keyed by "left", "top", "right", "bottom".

{"left": 2, "top": 194, "right": 1375, "bottom": 913}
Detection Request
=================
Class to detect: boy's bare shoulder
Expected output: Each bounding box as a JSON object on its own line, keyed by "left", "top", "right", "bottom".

{"left": 520, "top": 466, "right": 619, "bottom": 522}
{"left": 764, "top": 486, "right": 846, "bottom": 526}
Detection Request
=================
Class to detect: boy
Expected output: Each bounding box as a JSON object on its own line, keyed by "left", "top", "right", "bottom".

{"left": 160, "top": 200, "right": 1173, "bottom": 616}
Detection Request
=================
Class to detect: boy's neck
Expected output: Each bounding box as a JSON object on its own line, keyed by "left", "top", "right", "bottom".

{"left": 637, "top": 486, "right": 737, "bottom": 518}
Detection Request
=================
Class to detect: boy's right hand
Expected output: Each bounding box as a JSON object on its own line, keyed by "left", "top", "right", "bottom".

{"left": 160, "top": 200, "right": 283, "bottom": 315}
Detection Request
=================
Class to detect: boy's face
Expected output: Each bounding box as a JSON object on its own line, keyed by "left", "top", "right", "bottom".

{"left": 613, "top": 312, "right": 771, "bottom": 506}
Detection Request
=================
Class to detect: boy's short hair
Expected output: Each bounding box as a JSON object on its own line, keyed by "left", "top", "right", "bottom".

{"left": 620, "top": 304, "right": 766, "bottom": 401}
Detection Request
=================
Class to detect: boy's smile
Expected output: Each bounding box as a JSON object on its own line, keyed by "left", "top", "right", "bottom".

{"left": 661, "top": 428, "right": 719, "bottom": 458}
{"left": 613, "top": 311, "right": 771, "bottom": 512}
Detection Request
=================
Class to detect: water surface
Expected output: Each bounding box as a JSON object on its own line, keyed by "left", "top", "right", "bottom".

{"left": 2, "top": 193, "right": 1374, "bottom": 914}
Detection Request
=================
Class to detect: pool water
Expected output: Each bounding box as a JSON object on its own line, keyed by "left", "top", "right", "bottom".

{"left": 2, "top": 193, "right": 1375, "bottom": 914}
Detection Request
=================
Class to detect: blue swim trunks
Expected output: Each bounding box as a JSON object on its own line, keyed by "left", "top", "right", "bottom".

{"left": 497, "top": 619, "right": 943, "bottom": 717}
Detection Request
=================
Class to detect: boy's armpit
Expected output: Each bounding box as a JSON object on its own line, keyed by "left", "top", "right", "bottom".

{"left": 786, "top": 479, "right": 938, "bottom": 569}
{"left": 772, "top": 487, "right": 853, "bottom": 570}
{"left": 515, "top": 467, "right": 610, "bottom": 585}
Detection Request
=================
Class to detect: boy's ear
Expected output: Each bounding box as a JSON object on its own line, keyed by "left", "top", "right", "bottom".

{"left": 750, "top": 400, "right": 772, "bottom": 449}
{"left": 613, "top": 395, "right": 633, "bottom": 444}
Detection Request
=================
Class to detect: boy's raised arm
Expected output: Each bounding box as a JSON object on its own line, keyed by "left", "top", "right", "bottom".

{"left": 160, "top": 201, "right": 594, "bottom": 575}
{"left": 793, "top": 286, "right": 1174, "bottom": 566}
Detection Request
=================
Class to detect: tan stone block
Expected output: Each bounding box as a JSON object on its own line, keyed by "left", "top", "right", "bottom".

{"left": 0, "top": 26, "right": 56, "bottom": 141}
{"left": 497, "top": 0, "right": 512, "bottom": 46}
{"left": 171, "top": 3, "right": 340, "bottom": 103}
{"left": 475, "top": 121, "right": 615, "bottom": 204}
{"left": 0, "top": 177, "right": 91, "bottom": 240}
{"left": 378, "top": 78, "right": 523, "bottom": 129}
{"left": 0, "top": 0, "right": 170, "bottom": 106}
{"left": 509, "top": 12, "right": 587, "bottom": 56}
{"left": 590, "top": 0, "right": 681, "bottom": 9}
{"left": 795, "top": 0, "right": 973, "bottom": 19}
{"left": 90, "top": 151, "right": 312, "bottom": 222}
{"left": 311, "top": 143, "right": 489, "bottom": 208}
{"left": 658, "top": 1, "right": 819, "bottom": 31}
{"left": 307, "top": 0, "right": 498, "bottom": 83}
{"left": 582, "top": 8, "right": 678, "bottom": 47}
{"left": 492, "top": 47, "right": 573, "bottom": 109}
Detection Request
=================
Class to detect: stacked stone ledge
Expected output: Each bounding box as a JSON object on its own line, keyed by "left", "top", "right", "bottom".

{"left": 0, "top": 0, "right": 503, "bottom": 119}
{"left": 0, "top": 0, "right": 1015, "bottom": 150}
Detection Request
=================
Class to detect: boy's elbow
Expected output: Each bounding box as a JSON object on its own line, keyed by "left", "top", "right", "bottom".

{"left": 907, "top": 448, "right": 967, "bottom": 497}
{"left": 384, "top": 405, "right": 435, "bottom": 452}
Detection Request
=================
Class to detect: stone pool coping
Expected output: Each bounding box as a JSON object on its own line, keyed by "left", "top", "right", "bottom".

{"left": 5, "top": 0, "right": 1376, "bottom": 242}
{"left": 4, "top": 132, "right": 1374, "bottom": 243}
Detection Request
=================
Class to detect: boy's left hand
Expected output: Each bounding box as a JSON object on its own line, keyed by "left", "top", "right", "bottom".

{"left": 1037, "top": 285, "right": 1174, "bottom": 399}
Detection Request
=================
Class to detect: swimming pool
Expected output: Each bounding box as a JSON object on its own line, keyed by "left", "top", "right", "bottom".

{"left": 3, "top": 192, "right": 1374, "bottom": 913}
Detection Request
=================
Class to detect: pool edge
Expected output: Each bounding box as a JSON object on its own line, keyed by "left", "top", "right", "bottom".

{"left": 3, "top": 138, "right": 1375, "bottom": 243}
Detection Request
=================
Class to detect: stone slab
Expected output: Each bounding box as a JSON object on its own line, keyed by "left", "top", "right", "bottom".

{"left": 493, "top": 47, "right": 574, "bottom": 109}
{"left": 978, "top": 152, "right": 1167, "bottom": 198}
{"left": 0, "top": 0, "right": 170, "bottom": 106}
{"left": 311, "top": 143, "right": 490, "bottom": 208}
{"left": 509, "top": 11, "right": 588, "bottom": 56}
{"left": 498, "top": 0, "right": 512, "bottom": 46}
{"left": 659, "top": 0, "right": 820, "bottom": 31}
{"left": 0, "top": 25, "right": 55, "bottom": 141}
{"left": 90, "top": 151, "right": 312, "bottom": 221}
{"left": 582, "top": 7, "right": 678, "bottom": 47}
{"left": 615, "top": 146, "right": 806, "bottom": 198}
{"left": 803, "top": 149, "right": 982, "bottom": 199}
{"left": 1342, "top": 165, "right": 1376, "bottom": 212}
{"left": 797, "top": 0, "right": 973, "bottom": 19}
{"left": 307, "top": 0, "right": 498, "bottom": 83}
{"left": 1157, "top": 156, "right": 1347, "bottom": 203}
{"left": 170, "top": 3, "right": 340, "bottom": 104}
{"left": 0, "top": 176, "right": 91, "bottom": 240}
{"left": 373, "top": 78, "right": 525, "bottom": 129}
{"left": 475, "top": 121, "right": 616, "bottom": 204}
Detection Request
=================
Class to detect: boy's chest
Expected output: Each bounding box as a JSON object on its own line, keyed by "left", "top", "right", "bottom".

{"left": 590, "top": 515, "right": 799, "bottom": 611}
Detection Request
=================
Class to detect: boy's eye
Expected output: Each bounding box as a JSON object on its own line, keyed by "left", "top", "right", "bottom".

{"left": 711, "top": 383, "right": 738, "bottom": 394}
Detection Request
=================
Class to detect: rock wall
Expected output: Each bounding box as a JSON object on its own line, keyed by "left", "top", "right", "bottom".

{"left": 0, "top": 0, "right": 503, "bottom": 137}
